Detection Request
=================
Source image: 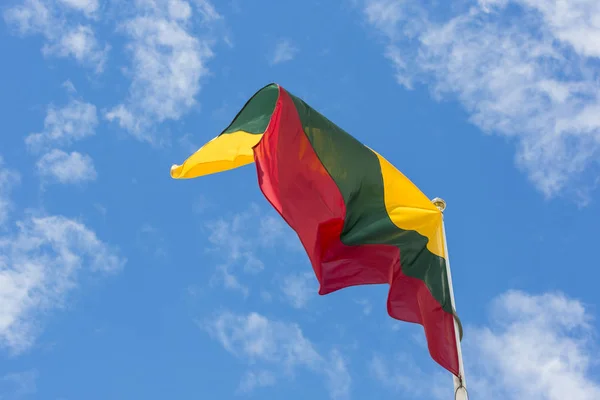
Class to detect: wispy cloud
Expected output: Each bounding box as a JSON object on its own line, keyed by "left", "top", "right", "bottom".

{"left": 36, "top": 149, "right": 97, "bottom": 184}
{"left": 5, "top": 0, "right": 224, "bottom": 143}
{"left": 194, "top": 0, "right": 223, "bottom": 23}
{"left": 205, "top": 207, "right": 265, "bottom": 296}
{"left": 363, "top": 0, "right": 600, "bottom": 200}
{"left": 466, "top": 290, "right": 600, "bottom": 400}
{"left": 371, "top": 289, "right": 600, "bottom": 400}
{"left": 0, "top": 212, "right": 125, "bottom": 354}
{"left": 105, "top": 0, "right": 222, "bottom": 143}
{"left": 0, "top": 158, "right": 20, "bottom": 227}
{"left": 0, "top": 160, "right": 126, "bottom": 353}
{"left": 325, "top": 350, "right": 352, "bottom": 400}
{"left": 205, "top": 205, "right": 301, "bottom": 296}
{"left": 204, "top": 311, "right": 351, "bottom": 399}
{"left": 57, "top": 0, "right": 99, "bottom": 17}
{"left": 369, "top": 352, "right": 447, "bottom": 399}
{"left": 237, "top": 370, "right": 276, "bottom": 393}
{"left": 25, "top": 97, "right": 98, "bottom": 186}
{"left": 61, "top": 79, "right": 77, "bottom": 94}
{"left": 3, "top": 0, "right": 109, "bottom": 72}
{"left": 25, "top": 99, "right": 98, "bottom": 152}
{"left": 270, "top": 39, "right": 298, "bottom": 65}
{"left": 281, "top": 272, "right": 316, "bottom": 309}
{"left": 258, "top": 214, "right": 302, "bottom": 250}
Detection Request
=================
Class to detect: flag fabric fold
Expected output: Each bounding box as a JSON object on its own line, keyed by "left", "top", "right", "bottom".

{"left": 171, "top": 83, "right": 461, "bottom": 377}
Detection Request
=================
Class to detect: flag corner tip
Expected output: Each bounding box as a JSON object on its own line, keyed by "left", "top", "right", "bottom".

{"left": 170, "top": 164, "right": 182, "bottom": 179}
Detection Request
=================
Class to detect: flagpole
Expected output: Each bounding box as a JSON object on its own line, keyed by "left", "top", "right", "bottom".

{"left": 432, "top": 198, "right": 468, "bottom": 400}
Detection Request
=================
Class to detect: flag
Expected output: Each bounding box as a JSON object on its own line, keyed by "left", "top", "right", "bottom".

{"left": 171, "top": 83, "right": 461, "bottom": 377}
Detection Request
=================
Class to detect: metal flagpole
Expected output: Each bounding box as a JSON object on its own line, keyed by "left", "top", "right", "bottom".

{"left": 432, "top": 198, "right": 468, "bottom": 400}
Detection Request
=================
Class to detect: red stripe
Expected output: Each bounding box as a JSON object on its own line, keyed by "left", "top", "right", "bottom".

{"left": 253, "top": 88, "right": 459, "bottom": 376}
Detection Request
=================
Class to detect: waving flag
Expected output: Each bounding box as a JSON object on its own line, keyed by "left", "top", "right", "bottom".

{"left": 171, "top": 83, "right": 462, "bottom": 378}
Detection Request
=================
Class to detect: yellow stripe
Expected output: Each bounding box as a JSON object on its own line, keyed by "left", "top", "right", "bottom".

{"left": 372, "top": 150, "right": 446, "bottom": 259}
{"left": 170, "top": 131, "right": 264, "bottom": 179}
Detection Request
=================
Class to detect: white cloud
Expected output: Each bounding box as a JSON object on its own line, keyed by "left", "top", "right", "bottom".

{"left": 325, "top": 350, "right": 352, "bottom": 400}
{"left": 0, "top": 213, "right": 125, "bottom": 354}
{"left": 372, "top": 290, "right": 600, "bottom": 400}
{"left": 207, "top": 311, "right": 321, "bottom": 369}
{"left": 206, "top": 208, "right": 265, "bottom": 273}
{"left": 3, "top": 0, "right": 52, "bottom": 34}
{"left": 205, "top": 208, "right": 260, "bottom": 296}
{"left": 205, "top": 205, "right": 301, "bottom": 296}
{"left": 168, "top": 0, "right": 192, "bottom": 20}
{"left": 105, "top": 0, "right": 220, "bottom": 143}
{"left": 36, "top": 149, "right": 97, "bottom": 184}
{"left": 258, "top": 214, "right": 301, "bottom": 250}
{"left": 213, "top": 264, "right": 250, "bottom": 297}
{"left": 0, "top": 158, "right": 124, "bottom": 353}
{"left": 0, "top": 159, "right": 20, "bottom": 227}
{"left": 61, "top": 79, "right": 77, "bottom": 93}
{"left": 258, "top": 215, "right": 286, "bottom": 245}
{"left": 466, "top": 290, "right": 600, "bottom": 400}
{"left": 363, "top": 0, "right": 407, "bottom": 39}
{"left": 363, "top": 0, "right": 600, "bottom": 199}
{"left": 41, "top": 24, "right": 106, "bottom": 67}
{"left": 3, "top": 0, "right": 108, "bottom": 71}
{"left": 58, "top": 0, "right": 99, "bottom": 17}
{"left": 25, "top": 99, "right": 98, "bottom": 187}
{"left": 194, "top": 0, "right": 222, "bottom": 22}
{"left": 369, "top": 353, "right": 443, "bottom": 398}
{"left": 25, "top": 99, "right": 98, "bottom": 153}
{"left": 270, "top": 39, "right": 298, "bottom": 65}
{"left": 281, "top": 272, "right": 316, "bottom": 309}
{"left": 482, "top": 0, "right": 600, "bottom": 58}
{"left": 205, "top": 311, "right": 351, "bottom": 399}
{"left": 238, "top": 370, "right": 276, "bottom": 393}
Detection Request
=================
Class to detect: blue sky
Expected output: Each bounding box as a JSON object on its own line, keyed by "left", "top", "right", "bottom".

{"left": 1, "top": 0, "right": 600, "bottom": 399}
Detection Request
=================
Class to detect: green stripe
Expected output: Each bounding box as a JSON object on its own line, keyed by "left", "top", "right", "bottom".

{"left": 288, "top": 92, "right": 453, "bottom": 314}
{"left": 222, "top": 83, "right": 279, "bottom": 135}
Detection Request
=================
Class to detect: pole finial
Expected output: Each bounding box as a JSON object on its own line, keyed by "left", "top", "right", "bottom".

{"left": 432, "top": 197, "right": 446, "bottom": 212}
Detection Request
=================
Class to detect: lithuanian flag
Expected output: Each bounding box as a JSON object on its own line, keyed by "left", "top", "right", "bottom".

{"left": 171, "top": 83, "right": 461, "bottom": 377}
